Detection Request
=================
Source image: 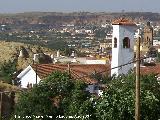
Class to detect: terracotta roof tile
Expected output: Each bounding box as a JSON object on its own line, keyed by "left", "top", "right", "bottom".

{"left": 32, "top": 64, "right": 110, "bottom": 84}
{"left": 112, "top": 17, "right": 136, "bottom": 26}
{"left": 32, "top": 63, "right": 160, "bottom": 83}
{"left": 140, "top": 64, "right": 160, "bottom": 76}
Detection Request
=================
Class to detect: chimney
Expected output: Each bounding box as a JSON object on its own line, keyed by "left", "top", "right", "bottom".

{"left": 19, "top": 50, "right": 24, "bottom": 57}
{"left": 57, "top": 50, "right": 60, "bottom": 57}
{"left": 33, "top": 54, "right": 39, "bottom": 63}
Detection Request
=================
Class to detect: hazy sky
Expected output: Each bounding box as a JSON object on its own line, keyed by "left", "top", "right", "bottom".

{"left": 0, "top": 0, "right": 160, "bottom": 13}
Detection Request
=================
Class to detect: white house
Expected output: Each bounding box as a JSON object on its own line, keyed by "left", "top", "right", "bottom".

{"left": 111, "top": 18, "right": 136, "bottom": 76}
{"left": 86, "top": 60, "right": 107, "bottom": 64}
{"left": 16, "top": 64, "right": 109, "bottom": 96}
{"left": 17, "top": 65, "right": 41, "bottom": 88}
{"left": 153, "top": 39, "right": 160, "bottom": 46}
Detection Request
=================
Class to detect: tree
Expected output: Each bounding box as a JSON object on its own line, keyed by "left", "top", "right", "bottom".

{"left": 94, "top": 28, "right": 107, "bottom": 38}
{"left": 0, "top": 60, "right": 17, "bottom": 84}
{"left": 13, "top": 71, "right": 95, "bottom": 120}
{"left": 63, "top": 81, "right": 97, "bottom": 120}
{"left": 96, "top": 73, "right": 160, "bottom": 120}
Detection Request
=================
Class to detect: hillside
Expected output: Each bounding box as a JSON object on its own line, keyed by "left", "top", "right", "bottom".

{"left": 0, "top": 41, "right": 55, "bottom": 69}
{"left": 0, "top": 12, "right": 160, "bottom": 25}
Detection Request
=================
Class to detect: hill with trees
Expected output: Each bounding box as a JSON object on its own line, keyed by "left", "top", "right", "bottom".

{"left": 0, "top": 12, "right": 160, "bottom": 25}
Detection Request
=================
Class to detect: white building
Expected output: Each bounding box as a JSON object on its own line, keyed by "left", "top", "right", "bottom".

{"left": 111, "top": 18, "right": 136, "bottom": 76}
{"left": 153, "top": 39, "right": 160, "bottom": 46}
{"left": 100, "top": 43, "right": 112, "bottom": 52}
{"left": 85, "top": 30, "right": 93, "bottom": 34}
{"left": 86, "top": 60, "right": 106, "bottom": 64}
{"left": 17, "top": 65, "right": 41, "bottom": 88}
{"left": 16, "top": 64, "right": 108, "bottom": 96}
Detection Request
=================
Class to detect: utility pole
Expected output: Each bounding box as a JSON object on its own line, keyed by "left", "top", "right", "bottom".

{"left": 36, "top": 64, "right": 38, "bottom": 85}
{"left": 0, "top": 92, "right": 3, "bottom": 120}
{"left": 67, "top": 63, "right": 71, "bottom": 75}
{"left": 135, "top": 36, "right": 141, "bottom": 120}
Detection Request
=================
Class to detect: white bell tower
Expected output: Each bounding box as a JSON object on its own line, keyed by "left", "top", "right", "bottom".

{"left": 111, "top": 18, "right": 136, "bottom": 76}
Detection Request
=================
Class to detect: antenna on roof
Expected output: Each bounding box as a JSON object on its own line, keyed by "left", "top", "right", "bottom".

{"left": 122, "top": 10, "right": 125, "bottom": 13}
{"left": 121, "top": 10, "right": 125, "bottom": 18}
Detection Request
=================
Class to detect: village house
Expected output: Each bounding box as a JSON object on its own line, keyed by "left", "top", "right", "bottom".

{"left": 16, "top": 64, "right": 110, "bottom": 95}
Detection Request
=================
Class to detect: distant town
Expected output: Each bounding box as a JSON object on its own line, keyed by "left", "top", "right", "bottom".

{"left": 0, "top": 12, "right": 160, "bottom": 120}
{"left": 0, "top": 12, "right": 160, "bottom": 57}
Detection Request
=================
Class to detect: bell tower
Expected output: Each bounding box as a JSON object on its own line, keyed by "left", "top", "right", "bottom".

{"left": 111, "top": 18, "right": 136, "bottom": 76}
{"left": 143, "top": 21, "right": 153, "bottom": 48}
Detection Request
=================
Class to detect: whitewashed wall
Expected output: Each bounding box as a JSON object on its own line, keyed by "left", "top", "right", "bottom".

{"left": 17, "top": 65, "right": 41, "bottom": 88}
{"left": 111, "top": 25, "right": 135, "bottom": 76}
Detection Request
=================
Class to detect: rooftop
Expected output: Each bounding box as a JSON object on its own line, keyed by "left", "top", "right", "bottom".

{"left": 112, "top": 17, "right": 136, "bottom": 26}
{"left": 31, "top": 63, "right": 160, "bottom": 84}
{"left": 32, "top": 64, "right": 110, "bottom": 84}
{"left": 140, "top": 64, "right": 160, "bottom": 76}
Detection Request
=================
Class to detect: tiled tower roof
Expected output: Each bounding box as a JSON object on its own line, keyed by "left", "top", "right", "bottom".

{"left": 112, "top": 17, "right": 136, "bottom": 26}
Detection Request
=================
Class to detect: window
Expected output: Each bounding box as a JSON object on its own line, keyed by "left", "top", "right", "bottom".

{"left": 94, "top": 85, "right": 99, "bottom": 90}
{"left": 146, "top": 36, "right": 149, "bottom": 43}
{"left": 123, "top": 37, "right": 130, "bottom": 48}
{"left": 114, "top": 37, "right": 117, "bottom": 48}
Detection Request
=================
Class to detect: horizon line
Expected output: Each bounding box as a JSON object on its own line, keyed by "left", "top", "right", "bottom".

{"left": 0, "top": 10, "right": 159, "bottom": 14}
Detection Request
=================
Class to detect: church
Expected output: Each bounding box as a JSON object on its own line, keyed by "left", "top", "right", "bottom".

{"left": 140, "top": 21, "right": 153, "bottom": 52}
{"left": 111, "top": 18, "right": 136, "bottom": 76}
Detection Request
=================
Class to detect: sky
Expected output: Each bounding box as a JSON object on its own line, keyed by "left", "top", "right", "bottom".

{"left": 0, "top": 0, "right": 160, "bottom": 13}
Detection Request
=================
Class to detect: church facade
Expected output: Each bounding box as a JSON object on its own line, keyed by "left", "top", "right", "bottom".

{"left": 141, "top": 21, "right": 153, "bottom": 51}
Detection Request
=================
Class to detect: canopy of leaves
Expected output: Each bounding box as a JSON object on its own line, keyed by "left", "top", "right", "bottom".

{"left": 94, "top": 28, "right": 108, "bottom": 38}
{"left": 0, "top": 60, "right": 17, "bottom": 84}
{"left": 13, "top": 72, "right": 160, "bottom": 120}
{"left": 96, "top": 73, "right": 160, "bottom": 120}
{"left": 13, "top": 71, "right": 94, "bottom": 120}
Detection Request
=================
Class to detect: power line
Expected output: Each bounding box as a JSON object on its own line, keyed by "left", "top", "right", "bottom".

{"left": 74, "top": 56, "right": 151, "bottom": 80}
{"left": 28, "top": 56, "right": 151, "bottom": 88}
{"left": 33, "top": 56, "right": 151, "bottom": 89}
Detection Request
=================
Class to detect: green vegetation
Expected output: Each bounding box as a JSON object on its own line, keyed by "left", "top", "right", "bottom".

{"left": 0, "top": 60, "right": 17, "bottom": 84}
{"left": 13, "top": 72, "right": 160, "bottom": 120}
{"left": 95, "top": 28, "right": 108, "bottom": 38}
{"left": 13, "top": 71, "right": 94, "bottom": 120}
{"left": 96, "top": 73, "right": 160, "bottom": 120}
{"left": 0, "top": 82, "right": 19, "bottom": 91}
